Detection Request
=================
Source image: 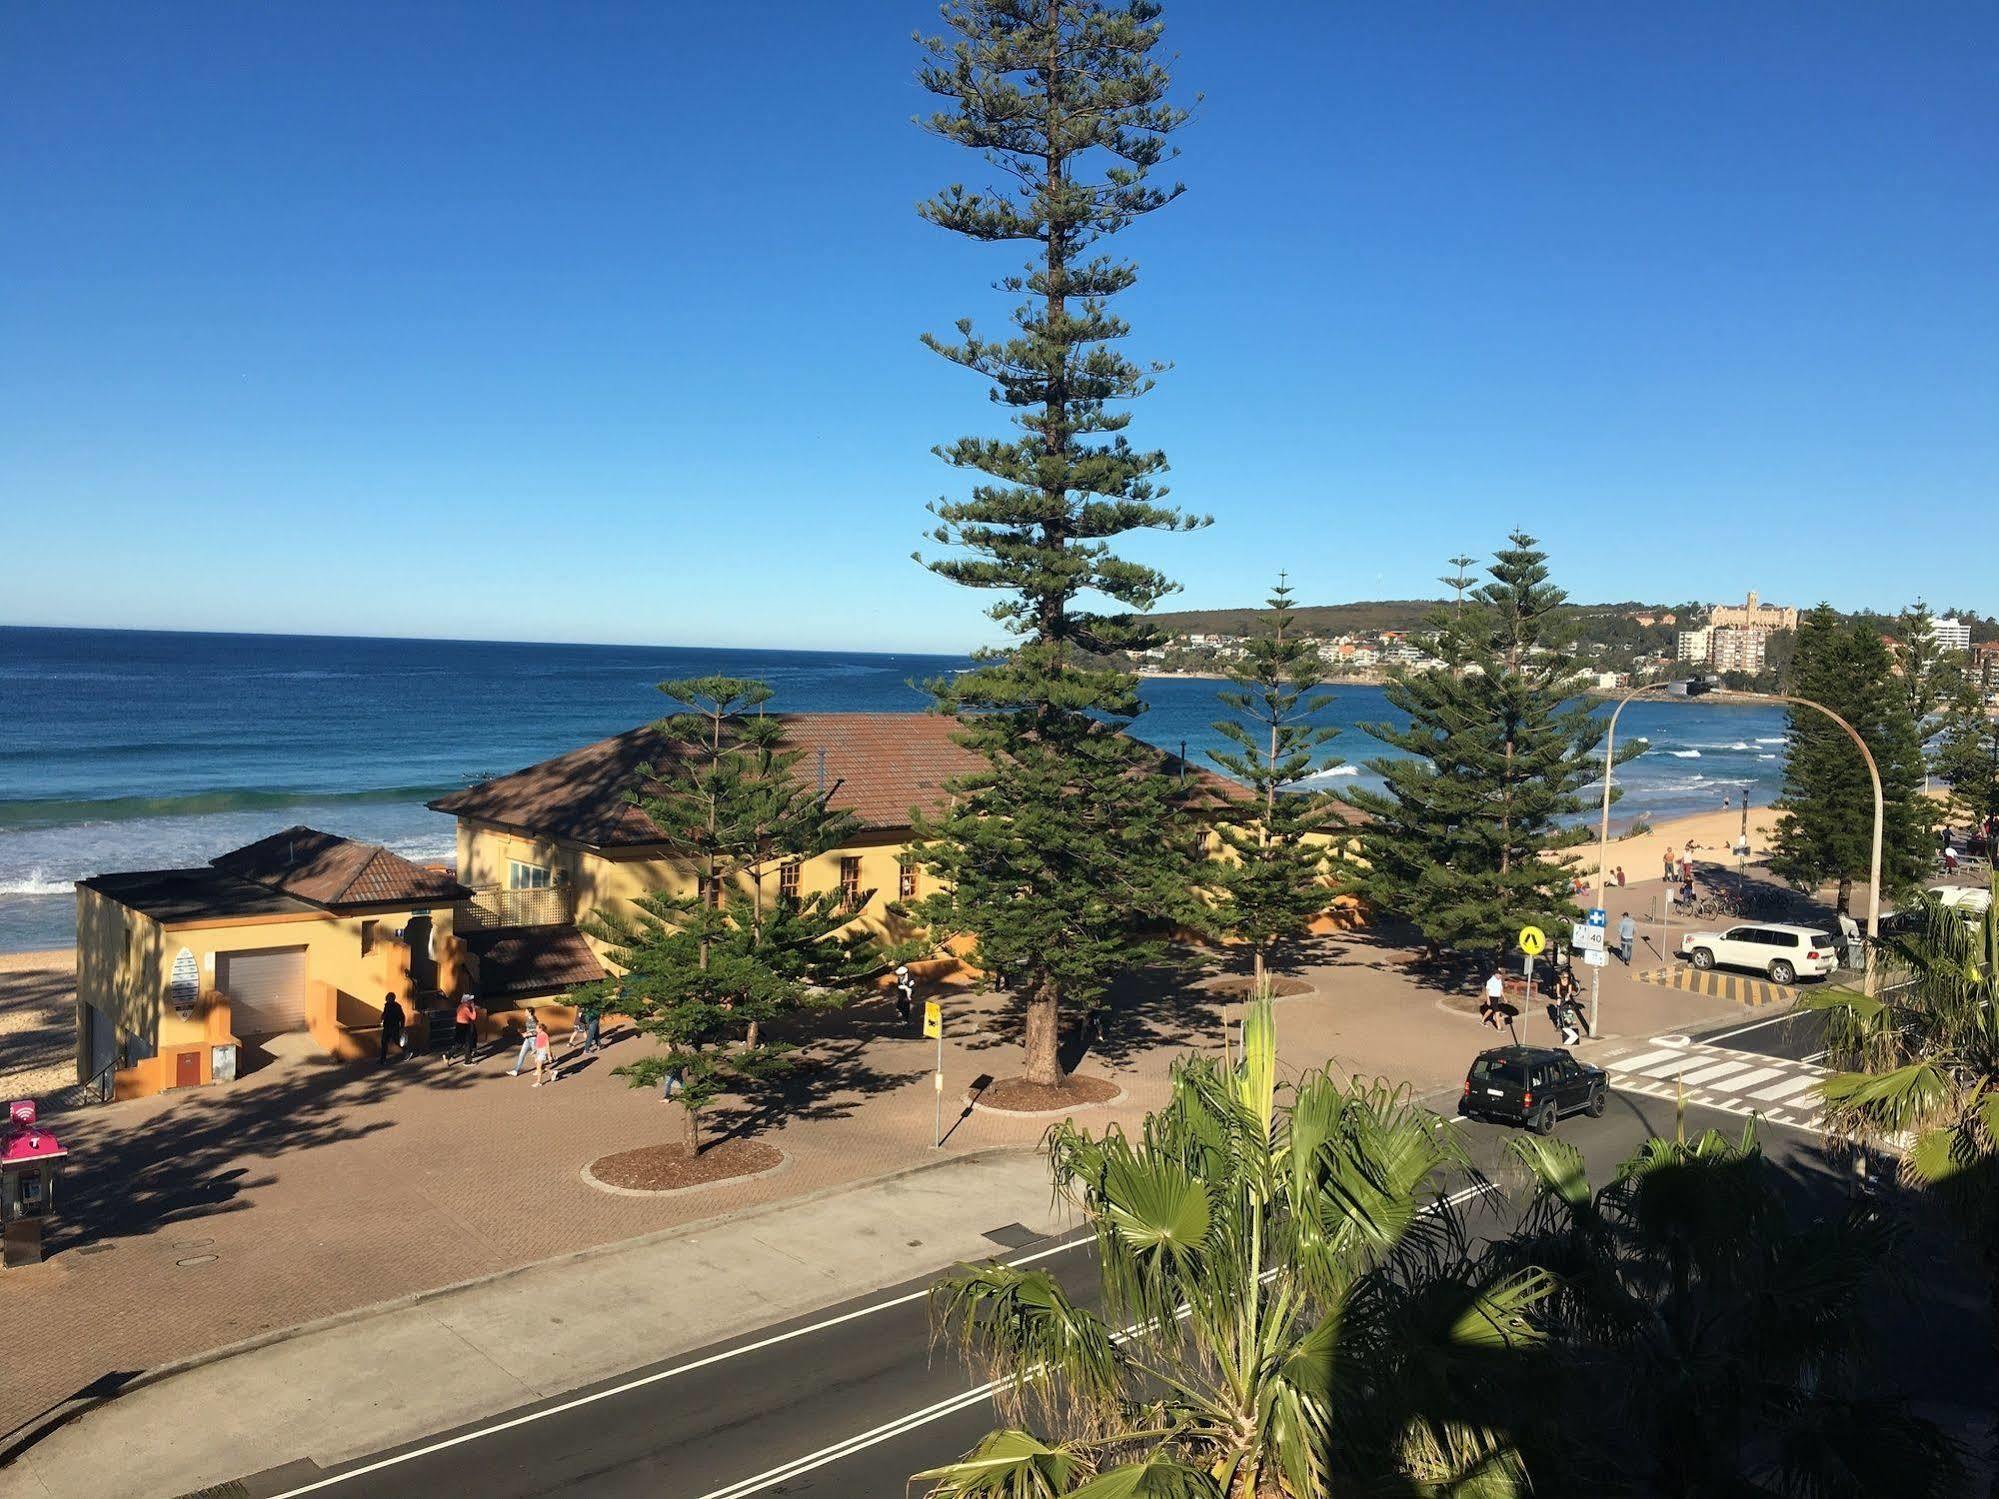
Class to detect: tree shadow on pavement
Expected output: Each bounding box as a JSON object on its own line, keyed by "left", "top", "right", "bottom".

{"left": 44, "top": 1053, "right": 481, "bottom": 1250}
{"left": 699, "top": 995, "right": 931, "bottom": 1146}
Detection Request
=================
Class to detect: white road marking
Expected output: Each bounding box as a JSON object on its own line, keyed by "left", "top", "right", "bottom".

{"left": 1709, "top": 1066, "right": 1782, "bottom": 1093}
{"left": 1749, "top": 1074, "right": 1822, "bottom": 1102}
{"left": 1627, "top": 1053, "right": 1714, "bottom": 1080}
{"left": 688, "top": 1184, "right": 1497, "bottom": 1499}
{"left": 1704, "top": 1010, "right": 1808, "bottom": 1043}
{"left": 1603, "top": 1047, "right": 1686, "bottom": 1072}
{"left": 259, "top": 1231, "right": 1095, "bottom": 1498}
{"left": 1674, "top": 1060, "right": 1755, "bottom": 1087}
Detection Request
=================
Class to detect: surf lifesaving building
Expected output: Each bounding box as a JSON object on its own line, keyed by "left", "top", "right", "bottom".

{"left": 74, "top": 713, "right": 1266, "bottom": 1097}
{"left": 74, "top": 829, "right": 474, "bottom": 1099}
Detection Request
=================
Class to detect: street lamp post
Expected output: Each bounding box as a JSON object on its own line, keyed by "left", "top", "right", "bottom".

{"left": 1595, "top": 682, "right": 1886, "bottom": 1036}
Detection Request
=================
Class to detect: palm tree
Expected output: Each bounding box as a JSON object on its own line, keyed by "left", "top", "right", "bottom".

{"left": 1503, "top": 1126, "right": 1963, "bottom": 1496}
{"left": 915, "top": 1000, "right": 1553, "bottom": 1497}
{"left": 1804, "top": 878, "right": 1999, "bottom": 1345}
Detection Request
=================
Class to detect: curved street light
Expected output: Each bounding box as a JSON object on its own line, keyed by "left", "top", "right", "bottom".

{"left": 1592, "top": 681, "right": 1884, "bottom": 1035}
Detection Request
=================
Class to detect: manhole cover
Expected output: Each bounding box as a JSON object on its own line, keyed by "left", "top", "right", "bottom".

{"left": 176, "top": 1254, "right": 219, "bottom": 1268}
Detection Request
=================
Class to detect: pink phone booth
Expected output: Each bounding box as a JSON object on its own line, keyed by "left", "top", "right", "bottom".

{"left": 2, "top": 1100, "right": 68, "bottom": 1267}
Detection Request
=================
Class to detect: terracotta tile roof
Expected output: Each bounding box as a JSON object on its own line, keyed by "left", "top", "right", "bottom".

{"left": 210, "top": 826, "right": 471, "bottom": 909}
{"left": 461, "top": 925, "right": 606, "bottom": 999}
{"left": 429, "top": 712, "right": 1246, "bottom": 847}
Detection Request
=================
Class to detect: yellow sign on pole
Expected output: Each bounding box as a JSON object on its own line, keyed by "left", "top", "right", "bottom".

{"left": 922, "top": 999, "right": 942, "bottom": 1040}
{"left": 1517, "top": 925, "right": 1546, "bottom": 957}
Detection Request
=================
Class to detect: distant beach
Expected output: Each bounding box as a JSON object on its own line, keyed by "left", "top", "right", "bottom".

{"left": 0, "top": 626, "right": 1795, "bottom": 953}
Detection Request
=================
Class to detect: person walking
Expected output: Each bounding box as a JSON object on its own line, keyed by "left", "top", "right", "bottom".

{"left": 507, "top": 1009, "right": 541, "bottom": 1077}
{"left": 378, "top": 991, "right": 405, "bottom": 1064}
{"left": 1479, "top": 967, "right": 1507, "bottom": 1030}
{"left": 566, "top": 996, "right": 603, "bottom": 1060}
{"left": 451, "top": 993, "right": 481, "bottom": 1064}
{"left": 530, "top": 1015, "right": 555, "bottom": 1087}
{"left": 1617, "top": 911, "right": 1636, "bottom": 965}
{"left": 893, "top": 964, "right": 916, "bottom": 1025}
{"left": 1662, "top": 850, "right": 1675, "bottom": 883}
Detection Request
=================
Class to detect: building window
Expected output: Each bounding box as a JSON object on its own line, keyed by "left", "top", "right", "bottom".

{"left": 507, "top": 860, "right": 552, "bottom": 890}
{"left": 898, "top": 858, "right": 919, "bottom": 902}
{"left": 779, "top": 861, "right": 801, "bottom": 902}
{"left": 839, "top": 856, "right": 862, "bottom": 912}
{"left": 360, "top": 919, "right": 378, "bottom": 956}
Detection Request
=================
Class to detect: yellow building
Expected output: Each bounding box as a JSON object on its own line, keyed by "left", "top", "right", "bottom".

{"left": 76, "top": 713, "right": 1342, "bottom": 1096}
{"left": 428, "top": 713, "right": 1002, "bottom": 974}
{"left": 74, "top": 828, "right": 482, "bottom": 1098}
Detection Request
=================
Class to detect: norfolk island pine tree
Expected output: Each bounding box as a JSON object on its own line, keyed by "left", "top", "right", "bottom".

{"left": 1206, "top": 575, "right": 1347, "bottom": 992}
{"left": 1341, "top": 535, "right": 1641, "bottom": 962}
{"left": 1769, "top": 607, "right": 1933, "bottom": 915}
{"left": 907, "top": 0, "right": 1209, "bottom": 1090}
{"left": 575, "top": 678, "right": 904, "bottom": 1156}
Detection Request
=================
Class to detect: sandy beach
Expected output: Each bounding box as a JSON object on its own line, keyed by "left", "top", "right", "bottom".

{"left": 1588, "top": 804, "right": 1783, "bottom": 883}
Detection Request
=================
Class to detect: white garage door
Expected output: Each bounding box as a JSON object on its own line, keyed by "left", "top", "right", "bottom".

{"left": 218, "top": 947, "right": 308, "bottom": 1036}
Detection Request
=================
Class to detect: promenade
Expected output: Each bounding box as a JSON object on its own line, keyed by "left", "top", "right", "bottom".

{"left": 0, "top": 859, "right": 1800, "bottom": 1468}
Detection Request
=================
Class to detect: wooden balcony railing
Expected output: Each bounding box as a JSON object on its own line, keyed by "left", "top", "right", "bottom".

{"left": 459, "top": 886, "right": 573, "bottom": 931}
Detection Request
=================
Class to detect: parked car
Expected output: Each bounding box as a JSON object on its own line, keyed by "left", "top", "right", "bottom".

{"left": 1678, "top": 922, "right": 1838, "bottom": 985}
{"left": 1930, "top": 884, "right": 1993, "bottom": 919}
{"left": 1460, "top": 1045, "right": 1606, "bottom": 1133}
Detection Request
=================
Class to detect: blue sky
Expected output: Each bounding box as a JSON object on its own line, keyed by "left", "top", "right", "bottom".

{"left": 3, "top": 2, "right": 1994, "bottom": 651}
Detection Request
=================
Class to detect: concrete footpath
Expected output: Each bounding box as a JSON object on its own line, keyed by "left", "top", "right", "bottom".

{"left": 1, "top": 1149, "right": 1072, "bottom": 1499}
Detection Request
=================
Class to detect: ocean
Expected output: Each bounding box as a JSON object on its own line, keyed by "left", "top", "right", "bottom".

{"left": 0, "top": 626, "right": 1793, "bottom": 953}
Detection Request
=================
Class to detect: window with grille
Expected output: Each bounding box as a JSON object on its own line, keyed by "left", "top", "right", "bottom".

{"left": 839, "top": 856, "right": 862, "bottom": 911}
{"left": 780, "top": 862, "right": 800, "bottom": 901}
{"left": 898, "top": 858, "right": 919, "bottom": 902}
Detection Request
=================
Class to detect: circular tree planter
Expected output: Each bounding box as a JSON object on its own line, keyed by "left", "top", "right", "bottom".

{"left": 580, "top": 1137, "right": 789, "bottom": 1199}
{"left": 967, "top": 1072, "right": 1125, "bottom": 1118}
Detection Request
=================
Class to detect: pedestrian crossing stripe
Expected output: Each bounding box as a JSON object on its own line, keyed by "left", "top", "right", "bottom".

{"left": 1602, "top": 1037, "right": 1825, "bottom": 1131}
{"left": 1632, "top": 964, "right": 1796, "bottom": 1008}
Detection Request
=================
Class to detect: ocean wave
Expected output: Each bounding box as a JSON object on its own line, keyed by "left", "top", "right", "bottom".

{"left": 0, "top": 871, "right": 70, "bottom": 897}
{"left": 0, "top": 783, "right": 459, "bottom": 831}
{"left": 1666, "top": 749, "right": 1701, "bottom": 759}
{"left": 1295, "top": 765, "right": 1361, "bottom": 782}
{"left": 1758, "top": 753, "right": 1778, "bottom": 760}
{"left": 1755, "top": 737, "right": 1787, "bottom": 745}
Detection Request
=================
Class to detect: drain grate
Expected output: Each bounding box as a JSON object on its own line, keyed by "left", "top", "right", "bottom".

{"left": 982, "top": 1222, "right": 1040, "bottom": 1249}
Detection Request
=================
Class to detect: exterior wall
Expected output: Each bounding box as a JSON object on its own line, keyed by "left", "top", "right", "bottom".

{"left": 457, "top": 818, "right": 930, "bottom": 956}
{"left": 74, "top": 886, "right": 453, "bottom": 1096}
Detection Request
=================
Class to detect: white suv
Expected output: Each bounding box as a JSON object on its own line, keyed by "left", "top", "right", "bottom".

{"left": 1679, "top": 923, "right": 1839, "bottom": 985}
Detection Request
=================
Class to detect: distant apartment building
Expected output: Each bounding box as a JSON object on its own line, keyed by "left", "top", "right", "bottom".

{"left": 1675, "top": 626, "right": 1711, "bottom": 663}
{"left": 1629, "top": 611, "right": 1677, "bottom": 628}
{"left": 1708, "top": 626, "right": 1767, "bottom": 675}
{"left": 1930, "top": 616, "right": 1973, "bottom": 653}
{"left": 1972, "top": 641, "right": 1999, "bottom": 693}
{"left": 1709, "top": 591, "right": 1797, "bottom": 632}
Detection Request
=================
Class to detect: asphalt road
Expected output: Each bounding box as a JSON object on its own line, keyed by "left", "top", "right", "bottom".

{"left": 256, "top": 1088, "right": 1851, "bottom": 1499}
{"left": 1691, "top": 1005, "right": 1829, "bottom": 1062}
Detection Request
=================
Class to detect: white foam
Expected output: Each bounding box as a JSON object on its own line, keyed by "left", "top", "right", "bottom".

{"left": 1758, "top": 754, "right": 1778, "bottom": 761}
{"left": 1755, "top": 737, "right": 1786, "bottom": 745}
{"left": 0, "top": 871, "right": 69, "bottom": 897}
{"left": 1668, "top": 749, "right": 1701, "bottom": 759}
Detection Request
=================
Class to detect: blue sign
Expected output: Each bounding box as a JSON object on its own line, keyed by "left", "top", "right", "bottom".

{"left": 1586, "top": 908, "right": 1607, "bottom": 928}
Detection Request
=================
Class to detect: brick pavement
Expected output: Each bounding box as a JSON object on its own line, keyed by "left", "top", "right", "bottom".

{"left": 0, "top": 908, "right": 1772, "bottom": 1448}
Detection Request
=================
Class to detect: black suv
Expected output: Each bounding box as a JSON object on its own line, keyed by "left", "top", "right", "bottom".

{"left": 1460, "top": 1046, "right": 1606, "bottom": 1133}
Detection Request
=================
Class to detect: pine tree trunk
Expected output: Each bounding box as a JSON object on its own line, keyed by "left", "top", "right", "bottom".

{"left": 1837, "top": 874, "right": 1853, "bottom": 915}
{"left": 1252, "top": 946, "right": 1267, "bottom": 994}
{"left": 1023, "top": 981, "right": 1063, "bottom": 1087}
{"left": 682, "top": 1100, "right": 702, "bottom": 1159}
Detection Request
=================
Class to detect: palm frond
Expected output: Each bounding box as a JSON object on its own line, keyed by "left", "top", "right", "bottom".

{"left": 931, "top": 1264, "right": 1124, "bottom": 1433}
{"left": 915, "top": 1428, "right": 1085, "bottom": 1498}
{"left": 1062, "top": 1453, "right": 1221, "bottom": 1498}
